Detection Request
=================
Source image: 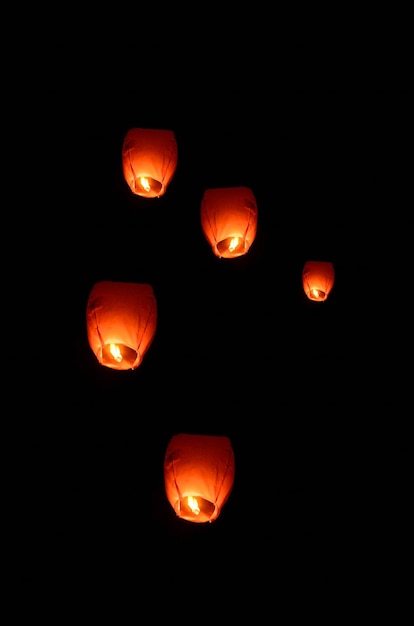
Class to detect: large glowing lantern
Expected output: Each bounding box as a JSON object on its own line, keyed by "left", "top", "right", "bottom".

{"left": 164, "top": 433, "right": 235, "bottom": 523}
{"left": 86, "top": 281, "right": 157, "bottom": 370}
{"left": 122, "top": 127, "right": 178, "bottom": 198}
{"left": 302, "top": 261, "right": 335, "bottom": 302}
{"left": 200, "top": 186, "right": 258, "bottom": 258}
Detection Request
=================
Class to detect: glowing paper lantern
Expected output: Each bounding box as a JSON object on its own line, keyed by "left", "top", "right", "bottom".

{"left": 164, "top": 433, "right": 235, "bottom": 523}
{"left": 302, "top": 261, "right": 335, "bottom": 302}
{"left": 122, "top": 128, "right": 178, "bottom": 198}
{"left": 86, "top": 281, "right": 157, "bottom": 370}
{"left": 200, "top": 186, "right": 258, "bottom": 258}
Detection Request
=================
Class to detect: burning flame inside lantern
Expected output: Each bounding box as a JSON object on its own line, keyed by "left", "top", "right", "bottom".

{"left": 134, "top": 176, "right": 163, "bottom": 197}
{"left": 187, "top": 496, "right": 200, "bottom": 516}
{"left": 107, "top": 343, "right": 121, "bottom": 362}
{"left": 179, "top": 495, "right": 216, "bottom": 522}
{"left": 311, "top": 288, "right": 326, "bottom": 301}
{"left": 139, "top": 177, "right": 151, "bottom": 193}
{"left": 228, "top": 237, "right": 240, "bottom": 252}
{"left": 217, "top": 236, "right": 246, "bottom": 258}
{"left": 100, "top": 343, "right": 139, "bottom": 370}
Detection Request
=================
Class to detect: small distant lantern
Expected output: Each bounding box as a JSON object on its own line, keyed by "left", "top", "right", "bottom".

{"left": 302, "top": 261, "right": 335, "bottom": 302}
{"left": 86, "top": 281, "right": 157, "bottom": 370}
{"left": 200, "top": 186, "right": 258, "bottom": 258}
{"left": 164, "top": 433, "right": 235, "bottom": 523}
{"left": 122, "top": 128, "right": 178, "bottom": 198}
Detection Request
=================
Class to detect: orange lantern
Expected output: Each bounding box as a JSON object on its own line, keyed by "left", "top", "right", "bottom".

{"left": 86, "top": 281, "right": 157, "bottom": 370}
{"left": 200, "top": 186, "right": 258, "bottom": 258}
{"left": 122, "top": 127, "right": 178, "bottom": 198}
{"left": 302, "top": 261, "right": 335, "bottom": 302}
{"left": 164, "top": 433, "right": 235, "bottom": 523}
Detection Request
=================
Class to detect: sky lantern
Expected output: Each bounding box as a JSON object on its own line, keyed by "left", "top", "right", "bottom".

{"left": 200, "top": 186, "right": 258, "bottom": 258}
{"left": 164, "top": 433, "right": 235, "bottom": 523}
{"left": 86, "top": 281, "right": 157, "bottom": 370}
{"left": 302, "top": 261, "right": 335, "bottom": 302}
{"left": 122, "top": 128, "right": 178, "bottom": 198}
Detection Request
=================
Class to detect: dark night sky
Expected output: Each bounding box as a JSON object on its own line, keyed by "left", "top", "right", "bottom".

{"left": 20, "top": 87, "right": 410, "bottom": 613}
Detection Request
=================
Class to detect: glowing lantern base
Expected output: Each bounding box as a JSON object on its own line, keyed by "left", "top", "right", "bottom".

{"left": 216, "top": 236, "right": 247, "bottom": 258}
{"left": 177, "top": 495, "right": 216, "bottom": 523}
{"left": 100, "top": 343, "right": 138, "bottom": 370}
{"left": 132, "top": 176, "right": 163, "bottom": 198}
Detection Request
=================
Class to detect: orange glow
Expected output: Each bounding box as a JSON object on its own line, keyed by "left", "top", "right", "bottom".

{"left": 228, "top": 237, "right": 240, "bottom": 253}
{"left": 302, "top": 261, "right": 335, "bottom": 302}
{"left": 187, "top": 496, "right": 200, "bottom": 516}
{"left": 122, "top": 128, "right": 178, "bottom": 198}
{"left": 164, "top": 433, "right": 235, "bottom": 523}
{"left": 138, "top": 176, "right": 151, "bottom": 193}
{"left": 200, "top": 187, "right": 258, "bottom": 258}
{"left": 109, "top": 343, "right": 122, "bottom": 363}
{"left": 86, "top": 281, "right": 157, "bottom": 370}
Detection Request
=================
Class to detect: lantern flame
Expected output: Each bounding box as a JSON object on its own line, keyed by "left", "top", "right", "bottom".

{"left": 187, "top": 496, "right": 200, "bottom": 516}
{"left": 139, "top": 177, "right": 151, "bottom": 192}
{"left": 228, "top": 237, "right": 240, "bottom": 253}
{"left": 312, "top": 288, "right": 325, "bottom": 299}
{"left": 109, "top": 343, "right": 123, "bottom": 363}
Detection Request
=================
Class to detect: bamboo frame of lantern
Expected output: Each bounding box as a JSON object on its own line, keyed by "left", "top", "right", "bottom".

{"left": 164, "top": 433, "right": 235, "bottom": 523}
{"left": 122, "top": 128, "right": 178, "bottom": 198}
{"left": 200, "top": 186, "right": 258, "bottom": 258}
{"left": 86, "top": 281, "right": 157, "bottom": 370}
{"left": 302, "top": 261, "right": 335, "bottom": 302}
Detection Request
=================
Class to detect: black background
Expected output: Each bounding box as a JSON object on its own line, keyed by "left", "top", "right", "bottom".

{"left": 18, "top": 85, "right": 410, "bottom": 617}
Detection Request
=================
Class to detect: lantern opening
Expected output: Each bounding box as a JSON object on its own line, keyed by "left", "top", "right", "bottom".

{"left": 216, "top": 236, "right": 247, "bottom": 258}
{"left": 131, "top": 176, "right": 163, "bottom": 198}
{"left": 178, "top": 495, "right": 216, "bottom": 523}
{"left": 309, "top": 288, "right": 326, "bottom": 301}
{"left": 100, "top": 343, "right": 139, "bottom": 370}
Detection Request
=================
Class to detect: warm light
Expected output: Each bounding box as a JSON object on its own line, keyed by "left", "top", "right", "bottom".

{"left": 109, "top": 343, "right": 122, "bottom": 363}
{"left": 200, "top": 187, "right": 258, "bottom": 259}
{"left": 164, "top": 433, "right": 235, "bottom": 523}
{"left": 100, "top": 342, "right": 140, "bottom": 369}
{"left": 187, "top": 496, "right": 200, "bottom": 516}
{"left": 228, "top": 237, "right": 240, "bottom": 253}
{"left": 122, "top": 128, "right": 178, "bottom": 198}
{"left": 302, "top": 261, "right": 335, "bottom": 302}
{"left": 133, "top": 176, "right": 162, "bottom": 197}
{"left": 138, "top": 176, "right": 151, "bottom": 193}
{"left": 177, "top": 495, "right": 216, "bottom": 521}
{"left": 86, "top": 281, "right": 158, "bottom": 370}
{"left": 311, "top": 288, "right": 325, "bottom": 300}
